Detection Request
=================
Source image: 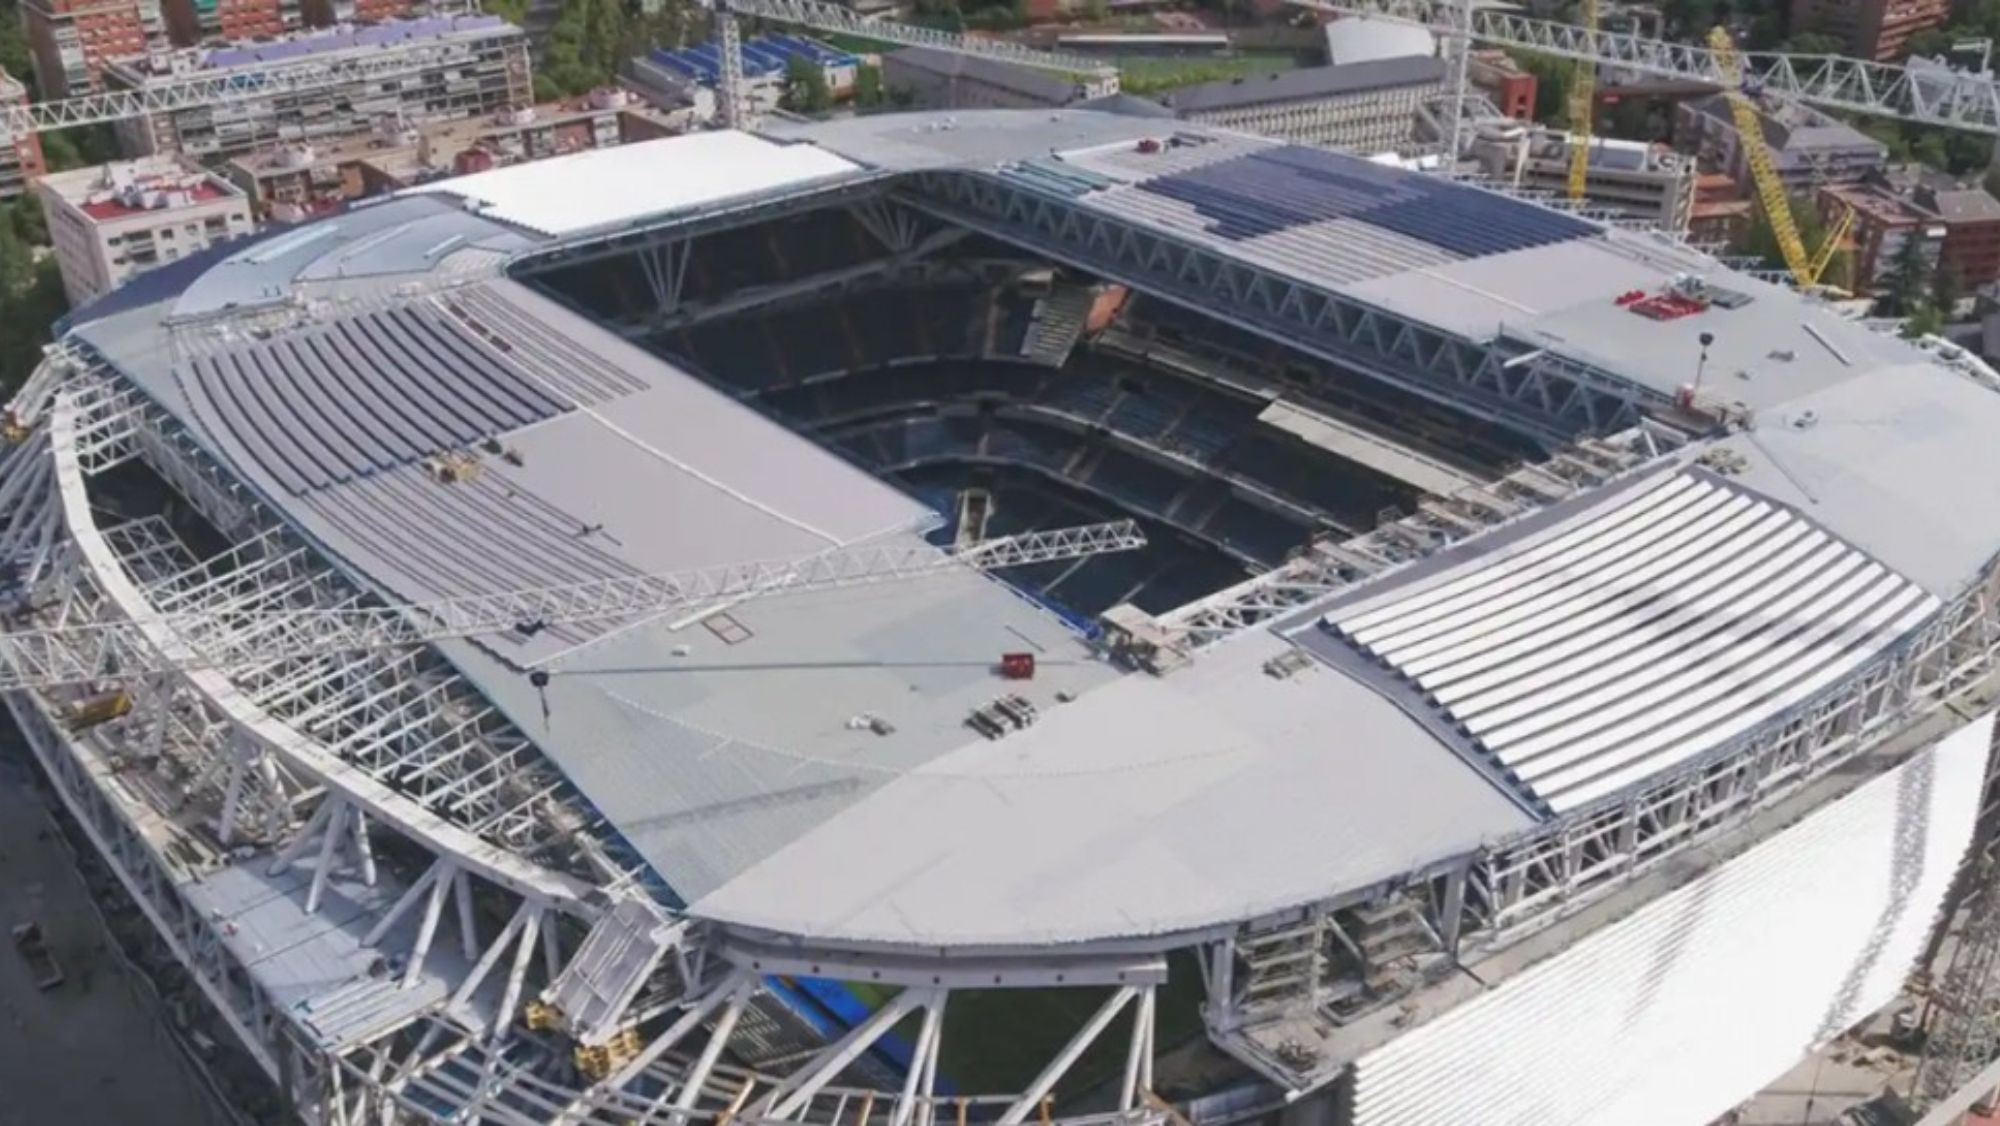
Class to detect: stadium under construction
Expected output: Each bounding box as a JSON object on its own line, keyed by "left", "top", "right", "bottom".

{"left": 4, "top": 110, "right": 2000, "bottom": 1126}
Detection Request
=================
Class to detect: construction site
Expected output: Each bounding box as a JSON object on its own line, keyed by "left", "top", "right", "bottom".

{"left": 10, "top": 0, "right": 2000, "bottom": 1121}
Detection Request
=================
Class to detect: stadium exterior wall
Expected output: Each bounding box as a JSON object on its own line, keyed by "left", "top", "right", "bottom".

{"left": 1350, "top": 711, "right": 1994, "bottom": 1126}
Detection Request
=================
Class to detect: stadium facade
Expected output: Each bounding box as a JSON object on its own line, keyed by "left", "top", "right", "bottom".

{"left": 4, "top": 110, "right": 2000, "bottom": 1126}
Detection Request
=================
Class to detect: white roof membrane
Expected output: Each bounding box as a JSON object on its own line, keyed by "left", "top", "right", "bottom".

{"left": 420, "top": 130, "right": 864, "bottom": 237}
{"left": 1325, "top": 471, "right": 1941, "bottom": 813}
{"left": 1352, "top": 711, "right": 1990, "bottom": 1126}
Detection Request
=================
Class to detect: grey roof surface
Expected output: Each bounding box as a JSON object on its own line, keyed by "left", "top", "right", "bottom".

{"left": 1926, "top": 186, "right": 2000, "bottom": 223}
{"left": 1162, "top": 57, "right": 1446, "bottom": 114}
{"left": 691, "top": 627, "right": 1532, "bottom": 946}
{"left": 1684, "top": 94, "right": 1886, "bottom": 158}
{"left": 888, "top": 45, "right": 1083, "bottom": 105}
{"left": 63, "top": 110, "right": 2000, "bottom": 948}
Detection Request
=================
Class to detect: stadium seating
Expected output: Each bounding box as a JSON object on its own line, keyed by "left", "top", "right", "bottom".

{"left": 191, "top": 307, "right": 568, "bottom": 495}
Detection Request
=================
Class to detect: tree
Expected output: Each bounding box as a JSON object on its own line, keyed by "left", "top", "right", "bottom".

{"left": 1878, "top": 233, "right": 1933, "bottom": 317}
{"left": 853, "top": 63, "right": 884, "bottom": 109}
{"left": 780, "top": 54, "right": 830, "bottom": 114}
{"left": 1933, "top": 260, "right": 1965, "bottom": 320}
{"left": 1901, "top": 300, "right": 1945, "bottom": 338}
{"left": 1736, "top": 192, "right": 1851, "bottom": 291}
{"left": 1508, "top": 51, "right": 1574, "bottom": 126}
{"left": 1907, "top": 27, "right": 1955, "bottom": 59}
{"left": 1784, "top": 31, "right": 1845, "bottom": 55}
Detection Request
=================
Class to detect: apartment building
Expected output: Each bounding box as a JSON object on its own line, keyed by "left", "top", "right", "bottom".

{"left": 1911, "top": 178, "right": 2000, "bottom": 290}
{"left": 160, "top": 0, "right": 301, "bottom": 47}
{"left": 225, "top": 87, "right": 686, "bottom": 219}
{"left": 1790, "top": 0, "right": 1949, "bottom": 61}
{"left": 23, "top": 0, "right": 168, "bottom": 97}
{"left": 1160, "top": 57, "right": 1446, "bottom": 154}
{"left": 35, "top": 156, "right": 253, "bottom": 306}
{"left": 0, "top": 71, "right": 48, "bottom": 202}
{"left": 303, "top": 0, "right": 426, "bottom": 23}
{"left": 103, "top": 15, "right": 533, "bottom": 160}
{"left": 1818, "top": 178, "right": 1946, "bottom": 289}
{"left": 1676, "top": 94, "right": 1889, "bottom": 194}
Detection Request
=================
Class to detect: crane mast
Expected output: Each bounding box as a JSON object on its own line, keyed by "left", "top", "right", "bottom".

{"left": 1566, "top": 0, "right": 1597, "bottom": 200}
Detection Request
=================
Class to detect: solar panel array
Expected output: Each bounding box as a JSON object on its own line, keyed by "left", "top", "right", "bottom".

{"left": 1324, "top": 473, "right": 1940, "bottom": 814}
{"left": 1138, "top": 145, "right": 1596, "bottom": 257}
{"left": 188, "top": 307, "right": 568, "bottom": 495}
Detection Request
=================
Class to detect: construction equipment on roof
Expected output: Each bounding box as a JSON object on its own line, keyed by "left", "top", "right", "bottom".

{"left": 0, "top": 519, "right": 1147, "bottom": 692}
{"left": 1707, "top": 27, "right": 1855, "bottom": 292}
{"left": 1565, "top": 0, "right": 1598, "bottom": 200}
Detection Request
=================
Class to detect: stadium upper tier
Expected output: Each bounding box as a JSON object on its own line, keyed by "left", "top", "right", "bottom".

{"left": 56, "top": 113, "right": 2000, "bottom": 950}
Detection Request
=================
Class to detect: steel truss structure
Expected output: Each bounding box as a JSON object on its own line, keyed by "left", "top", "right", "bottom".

{"left": 727, "top": 0, "right": 1114, "bottom": 79}
{"left": 20, "top": 183, "right": 2000, "bottom": 1120}
{"left": 1293, "top": 0, "right": 2000, "bottom": 136}
{"left": 899, "top": 171, "right": 1679, "bottom": 446}
{"left": 0, "top": 45, "right": 478, "bottom": 139}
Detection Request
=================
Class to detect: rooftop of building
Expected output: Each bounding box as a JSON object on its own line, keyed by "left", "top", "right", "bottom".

{"left": 649, "top": 33, "right": 857, "bottom": 86}
{"left": 39, "top": 156, "right": 244, "bottom": 221}
{"left": 57, "top": 110, "right": 2000, "bottom": 950}
{"left": 1824, "top": 177, "right": 1947, "bottom": 225}
{"left": 885, "top": 44, "right": 1085, "bottom": 105}
{"left": 1684, "top": 93, "right": 1886, "bottom": 157}
{"left": 106, "top": 13, "right": 519, "bottom": 80}
{"left": 1159, "top": 55, "right": 1446, "bottom": 113}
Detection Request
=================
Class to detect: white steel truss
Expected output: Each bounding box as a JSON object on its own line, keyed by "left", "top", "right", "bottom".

{"left": 0, "top": 45, "right": 471, "bottom": 139}
{"left": 1295, "top": 0, "right": 2000, "bottom": 135}
{"left": 899, "top": 172, "right": 1675, "bottom": 445}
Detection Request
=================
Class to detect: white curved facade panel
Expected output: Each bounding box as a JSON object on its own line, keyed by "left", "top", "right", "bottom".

{"left": 1351, "top": 711, "right": 1991, "bottom": 1126}
{"left": 1326, "top": 471, "right": 1941, "bottom": 811}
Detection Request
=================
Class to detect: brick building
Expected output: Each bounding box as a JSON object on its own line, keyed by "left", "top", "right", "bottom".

{"left": 1467, "top": 49, "right": 1535, "bottom": 121}
{"left": 160, "top": 0, "right": 301, "bottom": 47}
{"left": 1913, "top": 179, "right": 2000, "bottom": 290}
{"left": 1789, "top": 0, "right": 1950, "bottom": 61}
{"left": 1818, "top": 178, "right": 1946, "bottom": 290}
{"left": 23, "top": 0, "right": 168, "bottom": 97}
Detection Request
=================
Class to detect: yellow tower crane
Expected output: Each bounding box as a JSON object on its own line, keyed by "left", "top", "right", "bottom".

{"left": 1707, "top": 26, "right": 1856, "bottom": 291}
{"left": 1566, "top": 0, "right": 1599, "bottom": 200}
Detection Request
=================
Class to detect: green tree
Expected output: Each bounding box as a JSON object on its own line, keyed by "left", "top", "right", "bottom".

{"left": 1878, "top": 233, "right": 1933, "bottom": 316}
{"left": 853, "top": 63, "right": 884, "bottom": 109}
{"left": 1934, "top": 260, "right": 1965, "bottom": 319}
{"left": 1737, "top": 192, "right": 1852, "bottom": 291}
{"left": 780, "top": 54, "right": 830, "bottom": 114}
{"left": 1508, "top": 51, "right": 1575, "bottom": 126}
{"left": 1907, "top": 27, "right": 1955, "bottom": 58}
{"left": 1901, "top": 301, "right": 1945, "bottom": 338}
{"left": 1784, "top": 31, "right": 1846, "bottom": 55}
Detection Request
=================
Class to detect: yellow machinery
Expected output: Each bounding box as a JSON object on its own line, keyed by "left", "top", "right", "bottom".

{"left": 1707, "top": 26, "right": 1854, "bottom": 290}
{"left": 1566, "top": 0, "right": 1598, "bottom": 200}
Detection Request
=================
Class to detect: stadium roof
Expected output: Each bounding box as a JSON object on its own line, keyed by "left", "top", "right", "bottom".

{"left": 1160, "top": 57, "right": 1447, "bottom": 114}
{"left": 63, "top": 111, "right": 2000, "bottom": 950}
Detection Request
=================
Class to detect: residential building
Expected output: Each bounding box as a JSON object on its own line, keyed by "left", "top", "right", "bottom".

{"left": 1469, "top": 122, "right": 1696, "bottom": 233}
{"left": 1686, "top": 171, "right": 1754, "bottom": 247}
{"left": 1676, "top": 94, "right": 1888, "bottom": 194}
{"left": 225, "top": 87, "right": 686, "bottom": 219}
{"left": 103, "top": 15, "right": 532, "bottom": 160}
{"left": 22, "top": 0, "right": 168, "bottom": 97}
{"left": 1912, "top": 178, "right": 2000, "bottom": 290}
{"left": 881, "top": 45, "right": 1116, "bottom": 111}
{"left": 0, "top": 71, "right": 48, "bottom": 201}
{"left": 1467, "top": 49, "right": 1535, "bottom": 121}
{"left": 1789, "top": 0, "right": 1948, "bottom": 61}
{"left": 35, "top": 156, "right": 253, "bottom": 306}
{"left": 160, "top": 0, "right": 300, "bottom": 47}
{"left": 302, "top": 0, "right": 426, "bottom": 23}
{"left": 1159, "top": 57, "right": 1446, "bottom": 154}
{"left": 1818, "top": 178, "right": 1946, "bottom": 289}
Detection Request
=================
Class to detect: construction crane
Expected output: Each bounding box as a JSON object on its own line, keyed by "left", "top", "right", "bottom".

{"left": 1291, "top": 0, "right": 2000, "bottom": 137}
{"left": 1708, "top": 26, "right": 1854, "bottom": 291}
{"left": 1566, "top": 0, "right": 1597, "bottom": 200}
{"left": 0, "top": 519, "right": 1146, "bottom": 692}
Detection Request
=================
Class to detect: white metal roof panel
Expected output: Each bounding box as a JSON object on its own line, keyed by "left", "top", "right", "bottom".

{"left": 419, "top": 131, "right": 864, "bottom": 238}
{"left": 1352, "top": 710, "right": 1989, "bottom": 1126}
{"left": 688, "top": 629, "right": 1533, "bottom": 946}
{"left": 1324, "top": 471, "right": 1941, "bottom": 813}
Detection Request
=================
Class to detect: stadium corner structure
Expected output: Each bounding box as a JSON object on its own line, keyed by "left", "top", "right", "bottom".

{"left": 7, "top": 110, "right": 2000, "bottom": 1126}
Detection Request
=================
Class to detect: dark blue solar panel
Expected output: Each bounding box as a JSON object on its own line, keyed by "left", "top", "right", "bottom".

{"left": 1138, "top": 145, "right": 1596, "bottom": 258}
